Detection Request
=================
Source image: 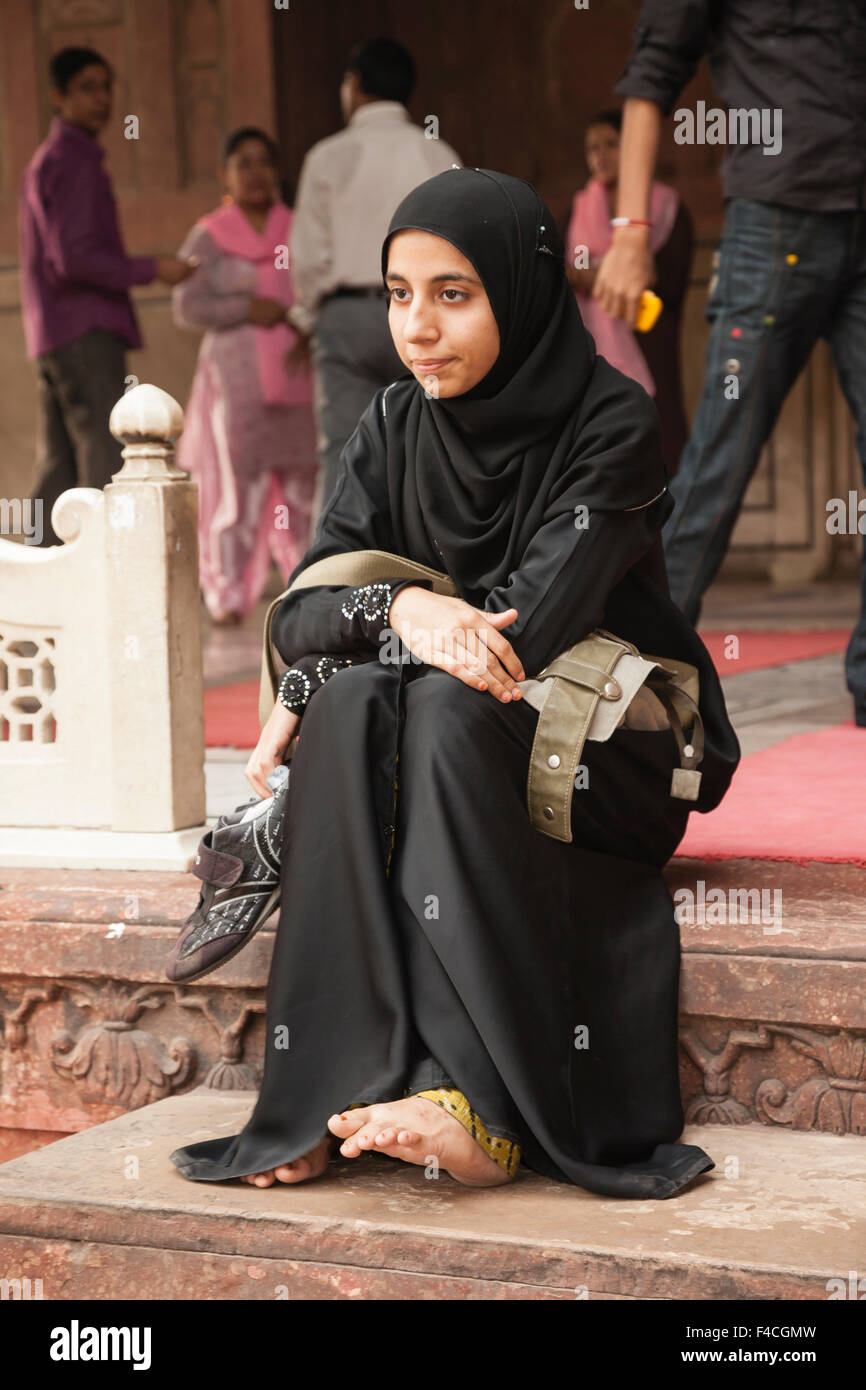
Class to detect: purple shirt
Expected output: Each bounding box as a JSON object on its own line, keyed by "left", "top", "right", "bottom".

{"left": 19, "top": 117, "right": 157, "bottom": 358}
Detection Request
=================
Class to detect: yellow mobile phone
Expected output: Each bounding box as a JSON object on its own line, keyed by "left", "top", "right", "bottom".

{"left": 635, "top": 290, "right": 663, "bottom": 332}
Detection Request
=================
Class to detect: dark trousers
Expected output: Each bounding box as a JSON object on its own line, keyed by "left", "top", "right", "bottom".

{"left": 30, "top": 328, "right": 127, "bottom": 545}
{"left": 311, "top": 292, "right": 406, "bottom": 506}
{"left": 662, "top": 198, "right": 866, "bottom": 713}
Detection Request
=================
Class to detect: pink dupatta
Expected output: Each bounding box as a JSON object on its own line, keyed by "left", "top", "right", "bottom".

{"left": 566, "top": 178, "right": 680, "bottom": 398}
{"left": 199, "top": 200, "right": 307, "bottom": 407}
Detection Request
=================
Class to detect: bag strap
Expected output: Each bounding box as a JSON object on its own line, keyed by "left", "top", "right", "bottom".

{"left": 641, "top": 650, "right": 701, "bottom": 710}
{"left": 650, "top": 679, "right": 705, "bottom": 801}
{"left": 526, "top": 631, "right": 633, "bottom": 842}
{"left": 258, "top": 549, "right": 457, "bottom": 727}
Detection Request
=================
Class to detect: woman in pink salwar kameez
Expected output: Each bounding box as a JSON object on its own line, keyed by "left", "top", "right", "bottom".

{"left": 566, "top": 109, "right": 693, "bottom": 479}
{"left": 173, "top": 127, "right": 318, "bottom": 624}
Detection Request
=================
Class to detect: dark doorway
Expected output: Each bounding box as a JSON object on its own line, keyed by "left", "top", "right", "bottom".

{"left": 270, "top": 0, "right": 715, "bottom": 237}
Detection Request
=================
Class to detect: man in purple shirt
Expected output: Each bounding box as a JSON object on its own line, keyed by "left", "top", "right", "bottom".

{"left": 20, "top": 47, "right": 195, "bottom": 545}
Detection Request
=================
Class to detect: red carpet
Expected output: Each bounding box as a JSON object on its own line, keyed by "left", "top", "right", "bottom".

{"left": 204, "top": 681, "right": 261, "bottom": 749}
{"left": 674, "top": 721, "right": 866, "bottom": 866}
{"left": 204, "top": 629, "right": 850, "bottom": 749}
{"left": 697, "top": 628, "right": 848, "bottom": 674}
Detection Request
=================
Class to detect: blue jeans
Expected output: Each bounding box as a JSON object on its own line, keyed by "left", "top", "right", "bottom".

{"left": 662, "top": 197, "right": 866, "bottom": 713}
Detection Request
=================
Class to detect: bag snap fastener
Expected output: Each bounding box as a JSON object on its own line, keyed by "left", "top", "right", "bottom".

{"left": 543, "top": 806, "right": 554, "bottom": 819}
{"left": 683, "top": 744, "right": 694, "bottom": 758}
{"left": 547, "top": 753, "right": 561, "bottom": 768}
{"left": 603, "top": 679, "right": 620, "bottom": 698}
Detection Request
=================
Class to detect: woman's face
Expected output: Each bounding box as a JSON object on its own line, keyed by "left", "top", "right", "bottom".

{"left": 385, "top": 230, "right": 500, "bottom": 398}
{"left": 222, "top": 139, "right": 278, "bottom": 208}
{"left": 585, "top": 123, "right": 620, "bottom": 186}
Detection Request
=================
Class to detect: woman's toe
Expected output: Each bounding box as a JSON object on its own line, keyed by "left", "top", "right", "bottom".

{"left": 340, "top": 1124, "right": 379, "bottom": 1156}
{"left": 374, "top": 1127, "right": 397, "bottom": 1146}
{"left": 328, "top": 1109, "right": 367, "bottom": 1138}
{"left": 273, "top": 1162, "right": 298, "bottom": 1181}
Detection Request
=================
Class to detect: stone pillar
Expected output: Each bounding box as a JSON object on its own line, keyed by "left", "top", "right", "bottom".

{"left": 105, "top": 385, "right": 205, "bottom": 833}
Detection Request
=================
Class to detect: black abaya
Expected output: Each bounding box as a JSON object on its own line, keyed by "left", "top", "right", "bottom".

{"left": 172, "top": 651, "right": 709, "bottom": 1198}
{"left": 171, "top": 433, "right": 737, "bottom": 1200}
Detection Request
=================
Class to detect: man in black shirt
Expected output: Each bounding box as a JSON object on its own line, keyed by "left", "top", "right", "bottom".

{"left": 595, "top": 0, "right": 866, "bottom": 725}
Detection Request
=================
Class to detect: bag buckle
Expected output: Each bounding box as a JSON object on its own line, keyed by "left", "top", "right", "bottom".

{"left": 671, "top": 766, "right": 702, "bottom": 800}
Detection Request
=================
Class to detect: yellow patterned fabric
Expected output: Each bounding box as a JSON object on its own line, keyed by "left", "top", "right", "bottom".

{"left": 412, "top": 1087, "right": 521, "bottom": 1178}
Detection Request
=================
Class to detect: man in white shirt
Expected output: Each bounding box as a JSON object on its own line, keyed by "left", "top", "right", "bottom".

{"left": 289, "top": 39, "right": 461, "bottom": 506}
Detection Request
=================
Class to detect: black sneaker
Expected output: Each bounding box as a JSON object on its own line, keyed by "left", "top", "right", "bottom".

{"left": 165, "top": 767, "right": 289, "bottom": 983}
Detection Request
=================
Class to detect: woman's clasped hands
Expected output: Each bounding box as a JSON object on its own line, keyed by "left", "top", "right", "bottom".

{"left": 246, "top": 586, "right": 525, "bottom": 798}
{"left": 388, "top": 585, "right": 525, "bottom": 701}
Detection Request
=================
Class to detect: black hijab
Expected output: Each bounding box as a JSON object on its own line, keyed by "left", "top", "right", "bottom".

{"left": 379, "top": 167, "right": 668, "bottom": 606}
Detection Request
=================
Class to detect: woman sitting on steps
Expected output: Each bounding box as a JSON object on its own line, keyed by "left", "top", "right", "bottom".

{"left": 169, "top": 167, "right": 740, "bottom": 1199}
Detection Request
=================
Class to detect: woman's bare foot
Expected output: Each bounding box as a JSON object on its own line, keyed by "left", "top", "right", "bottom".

{"left": 327, "top": 1097, "right": 512, "bottom": 1188}
{"left": 238, "top": 1133, "right": 336, "bottom": 1188}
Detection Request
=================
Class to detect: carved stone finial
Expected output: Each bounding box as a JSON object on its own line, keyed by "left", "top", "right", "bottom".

{"left": 110, "top": 383, "right": 184, "bottom": 443}
{"left": 108, "top": 384, "right": 187, "bottom": 481}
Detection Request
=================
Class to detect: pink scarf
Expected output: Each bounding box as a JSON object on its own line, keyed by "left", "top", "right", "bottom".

{"left": 199, "top": 200, "right": 307, "bottom": 407}
{"left": 566, "top": 178, "right": 680, "bottom": 398}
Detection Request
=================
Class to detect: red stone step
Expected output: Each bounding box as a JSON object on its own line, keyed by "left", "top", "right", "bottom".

{"left": 0, "top": 1089, "right": 862, "bottom": 1300}
{"left": 0, "top": 860, "right": 863, "bottom": 1159}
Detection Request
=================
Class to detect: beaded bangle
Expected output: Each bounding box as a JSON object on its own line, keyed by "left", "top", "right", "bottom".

{"left": 278, "top": 667, "right": 312, "bottom": 713}
{"left": 340, "top": 581, "right": 396, "bottom": 626}
{"left": 315, "top": 654, "right": 353, "bottom": 685}
{"left": 382, "top": 584, "right": 400, "bottom": 628}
